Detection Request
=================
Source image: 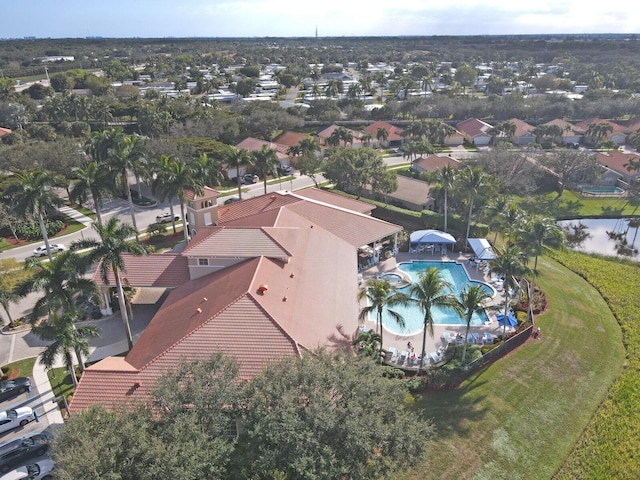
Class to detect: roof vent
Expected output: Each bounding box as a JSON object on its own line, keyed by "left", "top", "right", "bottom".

{"left": 196, "top": 307, "right": 202, "bottom": 314}
{"left": 134, "top": 381, "right": 142, "bottom": 388}
{"left": 202, "top": 297, "right": 208, "bottom": 302}
{"left": 282, "top": 295, "right": 288, "bottom": 302}
{"left": 310, "top": 225, "right": 314, "bottom": 228}
{"left": 290, "top": 273, "right": 295, "bottom": 278}
{"left": 258, "top": 284, "right": 269, "bottom": 294}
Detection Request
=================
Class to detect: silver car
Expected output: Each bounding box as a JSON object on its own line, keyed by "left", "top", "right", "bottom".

{"left": 32, "top": 244, "right": 65, "bottom": 257}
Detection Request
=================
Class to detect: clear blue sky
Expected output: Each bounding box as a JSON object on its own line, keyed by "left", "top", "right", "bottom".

{"left": 2, "top": 1, "right": 639, "bottom": 38}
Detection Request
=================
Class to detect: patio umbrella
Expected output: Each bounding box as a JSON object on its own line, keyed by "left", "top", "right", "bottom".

{"left": 496, "top": 313, "right": 518, "bottom": 327}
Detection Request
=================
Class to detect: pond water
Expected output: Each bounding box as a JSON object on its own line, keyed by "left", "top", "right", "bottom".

{"left": 557, "top": 218, "right": 640, "bottom": 259}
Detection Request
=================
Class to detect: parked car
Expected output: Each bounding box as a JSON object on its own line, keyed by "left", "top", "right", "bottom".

{"left": 280, "top": 164, "right": 292, "bottom": 173}
{"left": 0, "top": 378, "right": 31, "bottom": 404}
{"left": 0, "top": 408, "right": 33, "bottom": 436}
{"left": 0, "top": 432, "right": 52, "bottom": 473}
{"left": 0, "top": 459, "right": 54, "bottom": 480}
{"left": 223, "top": 197, "right": 241, "bottom": 205}
{"left": 155, "top": 213, "right": 180, "bottom": 224}
{"left": 32, "top": 244, "right": 65, "bottom": 257}
{"left": 242, "top": 174, "right": 259, "bottom": 184}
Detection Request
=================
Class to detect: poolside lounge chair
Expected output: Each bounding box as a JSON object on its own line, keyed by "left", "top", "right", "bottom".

{"left": 483, "top": 332, "right": 494, "bottom": 344}
{"left": 429, "top": 352, "right": 441, "bottom": 363}
{"left": 386, "top": 346, "right": 397, "bottom": 361}
{"left": 398, "top": 350, "right": 408, "bottom": 365}
{"left": 442, "top": 331, "right": 453, "bottom": 344}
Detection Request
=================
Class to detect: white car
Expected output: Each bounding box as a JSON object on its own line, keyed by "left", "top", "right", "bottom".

{"left": 155, "top": 213, "right": 180, "bottom": 224}
{"left": 0, "top": 408, "right": 33, "bottom": 436}
{"left": 32, "top": 244, "right": 65, "bottom": 257}
{"left": 0, "top": 459, "right": 54, "bottom": 480}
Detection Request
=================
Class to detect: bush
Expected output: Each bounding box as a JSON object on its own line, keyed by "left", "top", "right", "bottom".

{"left": 406, "top": 375, "right": 426, "bottom": 392}
{"left": 15, "top": 218, "right": 65, "bottom": 240}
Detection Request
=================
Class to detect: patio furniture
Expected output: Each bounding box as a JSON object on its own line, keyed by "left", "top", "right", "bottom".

{"left": 483, "top": 332, "right": 494, "bottom": 344}
{"left": 442, "top": 331, "right": 453, "bottom": 344}
{"left": 429, "top": 352, "right": 441, "bottom": 363}
{"left": 386, "top": 346, "right": 397, "bottom": 361}
{"left": 399, "top": 350, "right": 408, "bottom": 365}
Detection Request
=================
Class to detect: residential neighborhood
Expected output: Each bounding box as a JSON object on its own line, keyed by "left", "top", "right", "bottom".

{"left": 1, "top": 32, "right": 640, "bottom": 479}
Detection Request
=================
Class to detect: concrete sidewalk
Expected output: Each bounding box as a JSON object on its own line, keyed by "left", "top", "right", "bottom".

{"left": 59, "top": 205, "right": 93, "bottom": 227}
{"left": 31, "top": 360, "right": 65, "bottom": 424}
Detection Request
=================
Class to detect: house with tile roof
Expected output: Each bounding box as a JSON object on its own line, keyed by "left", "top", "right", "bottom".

{"left": 507, "top": 118, "right": 536, "bottom": 146}
{"left": 541, "top": 119, "right": 584, "bottom": 145}
{"left": 0, "top": 127, "right": 11, "bottom": 137}
{"left": 317, "top": 124, "right": 364, "bottom": 148}
{"left": 573, "top": 118, "right": 630, "bottom": 146}
{"left": 363, "top": 121, "right": 404, "bottom": 148}
{"left": 228, "top": 137, "right": 289, "bottom": 179}
{"left": 70, "top": 189, "right": 402, "bottom": 412}
{"left": 411, "top": 155, "right": 461, "bottom": 175}
{"left": 456, "top": 118, "right": 493, "bottom": 146}
{"left": 595, "top": 151, "right": 639, "bottom": 185}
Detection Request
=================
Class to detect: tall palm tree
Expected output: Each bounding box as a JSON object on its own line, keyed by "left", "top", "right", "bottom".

{"left": 517, "top": 216, "right": 564, "bottom": 296}
{"left": 6, "top": 169, "right": 63, "bottom": 262}
{"left": 459, "top": 166, "right": 492, "bottom": 250}
{"left": 458, "top": 285, "right": 492, "bottom": 364}
{"left": 357, "top": 279, "right": 408, "bottom": 363}
{"left": 70, "top": 161, "right": 112, "bottom": 226}
{"left": 253, "top": 145, "right": 279, "bottom": 195}
{"left": 103, "top": 131, "right": 147, "bottom": 239}
{"left": 72, "top": 218, "right": 149, "bottom": 350}
{"left": 153, "top": 158, "right": 203, "bottom": 244}
{"left": 489, "top": 245, "right": 530, "bottom": 336}
{"left": 35, "top": 311, "right": 99, "bottom": 387}
{"left": 432, "top": 165, "right": 457, "bottom": 233}
{"left": 407, "top": 267, "right": 461, "bottom": 374}
{"left": 376, "top": 127, "right": 389, "bottom": 148}
{"left": 17, "top": 251, "right": 98, "bottom": 373}
{"left": 484, "top": 195, "right": 511, "bottom": 244}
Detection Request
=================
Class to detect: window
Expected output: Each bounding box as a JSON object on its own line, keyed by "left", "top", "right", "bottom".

{"left": 198, "top": 258, "right": 209, "bottom": 266}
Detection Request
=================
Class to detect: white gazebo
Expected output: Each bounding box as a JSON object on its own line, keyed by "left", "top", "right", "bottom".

{"left": 409, "top": 229, "right": 456, "bottom": 254}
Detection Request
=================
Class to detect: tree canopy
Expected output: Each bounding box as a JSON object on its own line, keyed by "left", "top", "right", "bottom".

{"left": 52, "top": 352, "right": 433, "bottom": 480}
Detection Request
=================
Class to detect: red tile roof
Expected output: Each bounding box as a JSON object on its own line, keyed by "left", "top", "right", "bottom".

{"left": 596, "top": 151, "right": 638, "bottom": 176}
{"left": 182, "top": 226, "right": 293, "bottom": 259}
{"left": 456, "top": 118, "right": 493, "bottom": 138}
{"left": 542, "top": 118, "right": 583, "bottom": 134}
{"left": 412, "top": 155, "right": 461, "bottom": 173}
{"left": 573, "top": 118, "right": 630, "bottom": 135}
{"left": 0, "top": 127, "right": 11, "bottom": 137}
{"left": 273, "top": 131, "right": 311, "bottom": 147}
{"left": 235, "top": 137, "right": 288, "bottom": 160}
{"left": 71, "top": 190, "right": 401, "bottom": 412}
{"left": 92, "top": 254, "right": 190, "bottom": 288}
{"left": 293, "top": 188, "right": 375, "bottom": 214}
{"left": 508, "top": 118, "right": 535, "bottom": 137}
{"left": 363, "top": 121, "right": 404, "bottom": 142}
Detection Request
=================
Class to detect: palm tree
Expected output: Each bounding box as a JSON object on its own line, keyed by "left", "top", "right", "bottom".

{"left": 489, "top": 245, "right": 530, "bottom": 336}
{"left": 357, "top": 279, "right": 408, "bottom": 363}
{"left": 407, "top": 267, "right": 461, "bottom": 374}
{"left": 72, "top": 218, "right": 149, "bottom": 350}
{"left": 517, "top": 216, "right": 564, "bottom": 292}
{"left": 70, "top": 161, "right": 112, "bottom": 226}
{"left": 432, "top": 165, "right": 456, "bottom": 233}
{"left": 459, "top": 166, "right": 492, "bottom": 250}
{"left": 352, "top": 330, "right": 382, "bottom": 360}
{"left": 153, "top": 157, "right": 203, "bottom": 244}
{"left": 484, "top": 195, "right": 511, "bottom": 244}
{"left": 0, "top": 289, "right": 19, "bottom": 329}
{"left": 6, "top": 169, "right": 63, "bottom": 263}
{"left": 34, "top": 311, "right": 99, "bottom": 387}
{"left": 458, "top": 285, "right": 492, "bottom": 364}
{"left": 376, "top": 127, "right": 389, "bottom": 148}
{"left": 253, "top": 145, "right": 279, "bottom": 195}
{"left": 17, "top": 251, "right": 99, "bottom": 374}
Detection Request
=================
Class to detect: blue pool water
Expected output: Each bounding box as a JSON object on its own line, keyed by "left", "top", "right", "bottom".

{"left": 379, "top": 261, "right": 493, "bottom": 335}
{"left": 580, "top": 186, "right": 624, "bottom": 196}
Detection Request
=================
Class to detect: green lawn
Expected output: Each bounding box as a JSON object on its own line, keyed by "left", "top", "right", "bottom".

{"left": 404, "top": 255, "right": 625, "bottom": 479}
{"left": 516, "top": 190, "right": 640, "bottom": 219}
{"left": 47, "top": 366, "right": 77, "bottom": 413}
{"left": 1, "top": 357, "right": 37, "bottom": 379}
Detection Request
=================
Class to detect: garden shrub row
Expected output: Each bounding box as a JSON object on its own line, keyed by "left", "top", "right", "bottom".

{"left": 550, "top": 250, "right": 640, "bottom": 479}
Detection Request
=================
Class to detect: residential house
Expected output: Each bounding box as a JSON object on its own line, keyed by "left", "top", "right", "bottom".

{"left": 0, "top": 127, "right": 11, "bottom": 137}
{"left": 596, "top": 151, "right": 639, "bottom": 186}
{"left": 541, "top": 119, "right": 583, "bottom": 144}
{"left": 317, "top": 124, "right": 363, "bottom": 148}
{"left": 363, "top": 121, "right": 404, "bottom": 148}
{"left": 456, "top": 118, "right": 493, "bottom": 146}
{"left": 360, "top": 175, "right": 435, "bottom": 212}
{"left": 574, "top": 118, "right": 630, "bottom": 146}
{"left": 69, "top": 190, "right": 402, "bottom": 412}
{"left": 507, "top": 118, "right": 537, "bottom": 146}
{"left": 411, "top": 155, "right": 461, "bottom": 175}
{"left": 229, "top": 137, "right": 289, "bottom": 179}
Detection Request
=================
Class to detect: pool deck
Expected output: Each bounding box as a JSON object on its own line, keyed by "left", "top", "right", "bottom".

{"left": 358, "top": 249, "right": 512, "bottom": 367}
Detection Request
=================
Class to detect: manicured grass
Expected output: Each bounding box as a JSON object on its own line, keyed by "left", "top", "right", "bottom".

{"left": 516, "top": 190, "right": 640, "bottom": 219}
{"left": 1, "top": 357, "right": 37, "bottom": 379}
{"left": 403, "top": 255, "right": 625, "bottom": 479}
{"left": 47, "top": 366, "right": 77, "bottom": 410}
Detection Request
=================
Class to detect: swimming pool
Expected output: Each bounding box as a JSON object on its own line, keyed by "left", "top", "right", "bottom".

{"left": 379, "top": 261, "right": 494, "bottom": 335}
{"left": 580, "top": 185, "right": 624, "bottom": 196}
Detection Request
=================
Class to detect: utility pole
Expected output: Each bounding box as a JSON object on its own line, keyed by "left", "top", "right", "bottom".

{"left": 44, "top": 66, "right": 50, "bottom": 84}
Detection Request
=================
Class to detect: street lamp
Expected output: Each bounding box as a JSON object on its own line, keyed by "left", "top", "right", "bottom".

{"left": 53, "top": 395, "right": 71, "bottom": 418}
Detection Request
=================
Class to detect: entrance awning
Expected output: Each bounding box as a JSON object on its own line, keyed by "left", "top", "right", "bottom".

{"left": 468, "top": 238, "right": 497, "bottom": 261}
